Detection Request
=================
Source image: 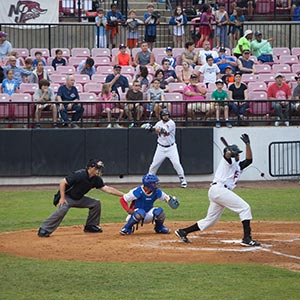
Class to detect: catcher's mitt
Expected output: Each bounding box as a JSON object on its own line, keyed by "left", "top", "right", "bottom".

{"left": 151, "top": 11, "right": 161, "bottom": 19}
{"left": 168, "top": 195, "right": 180, "bottom": 209}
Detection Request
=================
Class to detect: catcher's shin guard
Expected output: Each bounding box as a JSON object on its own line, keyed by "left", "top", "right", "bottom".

{"left": 153, "top": 208, "right": 170, "bottom": 234}
{"left": 120, "top": 209, "right": 145, "bottom": 235}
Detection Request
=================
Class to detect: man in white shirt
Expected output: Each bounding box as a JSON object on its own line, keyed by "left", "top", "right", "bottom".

{"left": 197, "top": 40, "right": 218, "bottom": 65}
{"left": 199, "top": 55, "right": 221, "bottom": 87}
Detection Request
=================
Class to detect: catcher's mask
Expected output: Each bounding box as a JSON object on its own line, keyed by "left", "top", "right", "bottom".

{"left": 224, "top": 144, "right": 243, "bottom": 158}
{"left": 142, "top": 174, "right": 159, "bottom": 192}
{"left": 86, "top": 159, "right": 104, "bottom": 175}
{"left": 160, "top": 108, "right": 170, "bottom": 119}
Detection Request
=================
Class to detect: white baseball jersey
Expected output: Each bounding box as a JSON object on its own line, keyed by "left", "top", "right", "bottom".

{"left": 154, "top": 119, "right": 176, "bottom": 146}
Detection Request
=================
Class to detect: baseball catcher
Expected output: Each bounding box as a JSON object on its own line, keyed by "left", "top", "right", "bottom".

{"left": 175, "top": 133, "right": 261, "bottom": 247}
{"left": 120, "top": 173, "right": 179, "bottom": 235}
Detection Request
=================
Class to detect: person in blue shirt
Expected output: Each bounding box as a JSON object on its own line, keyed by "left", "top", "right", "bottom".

{"left": 57, "top": 75, "right": 84, "bottom": 128}
{"left": 163, "top": 47, "right": 177, "bottom": 68}
{"left": 1, "top": 69, "right": 18, "bottom": 96}
{"left": 120, "top": 174, "right": 176, "bottom": 235}
{"left": 52, "top": 49, "right": 67, "bottom": 71}
{"left": 144, "top": 3, "right": 160, "bottom": 50}
{"left": 32, "top": 51, "right": 47, "bottom": 68}
{"left": 78, "top": 57, "right": 96, "bottom": 79}
{"left": 213, "top": 47, "right": 238, "bottom": 74}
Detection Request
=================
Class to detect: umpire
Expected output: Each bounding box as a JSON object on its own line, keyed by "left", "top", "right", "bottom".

{"left": 38, "top": 159, "right": 124, "bottom": 237}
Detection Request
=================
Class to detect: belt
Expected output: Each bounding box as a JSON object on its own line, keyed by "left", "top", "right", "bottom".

{"left": 212, "top": 182, "right": 228, "bottom": 189}
{"left": 158, "top": 143, "right": 174, "bottom": 148}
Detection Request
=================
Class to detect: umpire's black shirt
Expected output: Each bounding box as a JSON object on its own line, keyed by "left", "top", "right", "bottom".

{"left": 65, "top": 169, "right": 105, "bottom": 200}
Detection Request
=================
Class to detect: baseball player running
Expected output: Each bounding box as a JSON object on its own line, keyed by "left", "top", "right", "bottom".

{"left": 119, "top": 173, "right": 180, "bottom": 235}
{"left": 147, "top": 108, "right": 187, "bottom": 188}
{"left": 175, "top": 133, "right": 261, "bottom": 247}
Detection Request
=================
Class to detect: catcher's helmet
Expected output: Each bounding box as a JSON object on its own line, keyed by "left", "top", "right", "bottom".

{"left": 142, "top": 173, "right": 159, "bottom": 192}
{"left": 86, "top": 159, "right": 104, "bottom": 170}
{"left": 160, "top": 108, "right": 170, "bottom": 118}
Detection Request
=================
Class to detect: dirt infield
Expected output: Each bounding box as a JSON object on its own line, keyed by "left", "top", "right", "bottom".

{"left": 1, "top": 221, "right": 299, "bottom": 272}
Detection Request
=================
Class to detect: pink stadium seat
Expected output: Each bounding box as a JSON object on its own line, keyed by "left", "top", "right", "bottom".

{"left": 292, "top": 64, "right": 300, "bottom": 74}
{"left": 69, "top": 57, "right": 85, "bottom": 67}
{"left": 79, "top": 92, "right": 99, "bottom": 118}
{"left": 96, "top": 65, "right": 114, "bottom": 74}
{"left": 290, "top": 81, "right": 298, "bottom": 91}
{"left": 146, "top": 66, "right": 155, "bottom": 75}
{"left": 30, "top": 48, "right": 50, "bottom": 58}
{"left": 241, "top": 74, "right": 259, "bottom": 83}
{"left": 164, "top": 93, "right": 185, "bottom": 117}
{"left": 73, "top": 74, "right": 90, "bottom": 85}
{"left": 50, "top": 83, "right": 60, "bottom": 94}
{"left": 0, "top": 94, "right": 10, "bottom": 119}
{"left": 93, "top": 56, "right": 111, "bottom": 66}
{"left": 272, "top": 47, "right": 291, "bottom": 58}
{"left": 155, "top": 54, "right": 166, "bottom": 65}
{"left": 282, "top": 73, "right": 297, "bottom": 82}
{"left": 172, "top": 48, "right": 184, "bottom": 58}
{"left": 19, "top": 83, "right": 39, "bottom": 95}
{"left": 56, "top": 66, "right": 76, "bottom": 74}
{"left": 91, "top": 74, "right": 107, "bottom": 83}
{"left": 121, "top": 66, "right": 135, "bottom": 75}
{"left": 254, "top": 64, "right": 272, "bottom": 74}
{"left": 272, "top": 64, "right": 291, "bottom": 73}
{"left": 71, "top": 48, "right": 90, "bottom": 57}
{"left": 74, "top": 83, "right": 83, "bottom": 93}
{"left": 91, "top": 48, "right": 111, "bottom": 57}
{"left": 248, "top": 82, "right": 267, "bottom": 92}
{"left": 123, "top": 74, "right": 133, "bottom": 83}
{"left": 279, "top": 55, "right": 299, "bottom": 65}
{"left": 152, "top": 48, "right": 166, "bottom": 57}
{"left": 207, "top": 82, "right": 217, "bottom": 91}
{"left": 248, "top": 91, "right": 271, "bottom": 116}
{"left": 249, "top": 56, "right": 258, "bottom": 63}
{"left": 291, "top": 47, "right": 300, "bottom": 58}
{"left": 51, "top": 48, "right": 70, "bottom": 58}
{"left": 14, "top": 48, "right": 29, "bottom": 58}
{"left": 84, "top": 82, "right": 102, "bottom": 94}
{"left": 10, "top": 93, "right": 32, "bottom": 119}
{"left": 44, "top": 65, "right": 55, "bottom": 75}
{"left": 168, "top": 82, "right": 186, "bottom": 93}
{"left": 259, "top": 73, "right": 275, "bottom": 83}
{"left": 51, "top": 74, "right": 67, "bottom": 84}
{"left": 130, "top": 48, "right": 140, "bottom": 59}
{"left": 255, "top": 0, "right": 274, "bottom": 14}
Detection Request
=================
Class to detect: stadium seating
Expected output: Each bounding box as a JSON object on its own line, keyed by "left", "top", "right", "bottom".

{"left": 14, "top": 48, "right": 29, "bottom": 58}
{"left": 79, "top": 92, "right": 99, "bottom": 118}
{"left": 91, "top": 48, "right": 111, "bottom": 57}
{"left": 84, "top": 82, "right": 102, "bottom": 95}
{"left": 69, "top": 57, "right": 85, "bottom": 67}
{"left": 92, "top": 74, "right": 107, "bottom": 83}
{"left": 19, "top": 83, "right": 38, "bottom": 95}
{"left": 168, "top": 82, "right": 186, "bottom": 93}
{"left": 10, "top": 93, "right": 32, "bottom": 119}
{"left": 93, "top": 56, "right": 111, "bottom": 66}
{"left": 279, "top": 55, "right": 299, "bottom": 65}
{"left": 248, "top": 82, "right": 267, "bottom": 92}
{"left": 0, "top": 94, "right": 10, "bottom": 119}
{"left": 30, "top": 48, "right": 50, "bottom": 58}
{"left": 96, "top": 65, "right": 113, "bottom": 74}
{"left": 272, "top": 47, "right": 291, "bottom": 58}
{"left": 248, "top": 91, "right": 271, "bottom": 116}
{"left": 51, "top": 48, "right": 71, "bottom": 58}
{"left": 272, "top": 64, "right": 291, "bottom": 73}
{"left": 56, "top": 66, "right": 76, "bottom": 74}
{"left": 71, "top": 48, "right": 91, "bottom": 57}
{"left": 254, "top": 64, "right": 272, "bottom": 74}
{"left": 73, "top": 74, "right": 90, "bottom": 85}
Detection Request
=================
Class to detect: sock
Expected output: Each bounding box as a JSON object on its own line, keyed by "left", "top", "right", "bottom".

{"left": 183, "top": 223, "right": 200, "bottom": 234}
{"left": 242, "top": 219, "right": 251, "bottom": 240}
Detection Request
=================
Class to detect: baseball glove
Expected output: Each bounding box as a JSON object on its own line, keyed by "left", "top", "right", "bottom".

{"left": 141, "top": 123, "right": 154, "bottom": 132}
{"left": 168, "top": 195, "right": 180, "bottom": 209}
{"left": 240, "top": 133, "right": 250, "bottom": 145}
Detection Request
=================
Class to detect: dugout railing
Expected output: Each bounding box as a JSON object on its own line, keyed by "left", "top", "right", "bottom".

{"left": 0, "top": 99, "right": 299, "bottom": 128}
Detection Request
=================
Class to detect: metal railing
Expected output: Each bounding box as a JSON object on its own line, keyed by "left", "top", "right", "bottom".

{"left": 0, "top": 100, "right": 299, "bottom": 128}
{"left": 269, "top": 141, "right": 300, "bottom": 177}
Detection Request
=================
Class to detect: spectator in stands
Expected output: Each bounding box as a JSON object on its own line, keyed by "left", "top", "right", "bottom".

{"left": 33, "top": 79, "right": 58, "bottom": 129}
{"left": 57, "top": 75, "right": 84, "bottom": 128}
{"left": 161, "top": 59, "right": 177, "bottom": 84}
{"left": 214, "top": 47, "right": 237, "bottom": 74}
{"left": 163, "top": 47, "right": 176, "bottom": 68}
{"left": 154, "top": 69, "right": 169, "bottom": 92}
{"left": 183, "top": 74, "right": 210, "bottom": 120}
{"left": 106, "top": 4, "right": 125, "bottom": 49}
{"left": 182, "top": 41, "right": 198, "bottom": 68}
{"left": 293, "top": 74, "right": 300, "bottom": 100}
{"left": 4, "top": 56, "right": 32, "bottom": 87}
{"left": 105, "top": 64, "right": 129, "bottom": 99}
{"left": 92, "top": 0, "right": 100, "bottom": 12}
{"left": 199, "top": 55, "right": 221, "bottom": 88}
{"left": 291, "top": 0, "right": 300, "bottom": 20}
{"left": 126, "top": 9, "right": 143, "bottom": 49}
{"left": 24, "top": 58, "right": 34, "bottom": 71}
{"left": 30, "top": 61, "right": 51, "bottom": 84}
{"left": 9, "top": 50, "right": 25, "bottom": 67}
{"left": 169, "top": 6, "right": 188, "bottom": 48}
{"left": 232, "top": 0, "right": 255, "bottom": 21}
{"left": 125, "top": 80, "right": 144, "bottom": 127}
{"left": 237, "top": 49, "right": 256, "bottom": 74}
{"left": 228, "top": 8, "right": 245, "bottom": 49}
{"left": 134, "top": 41, "right": 155, "bottom": 67}
{"left": 197, "top": 4, "right": 214, "bottom": 48}
{"left": 32, "top": 51, "right": 47, "bottom": 68}
{"left": 221, "top": 65, "right": 235, "bottom": 86}
{"left": 197, "top": 40, "right": 218, "bottom": 66}
{"left": 212, "top": 79, "right": 232, "bottom": 128}
{"left": 233, "top": 29, "right": 253, "bottom": 58}
{"left": 95, "top": 8, "right": 107, "bottom": 48}
{"left": 0, "top": 66, "right": 4, "bottom": 83}
{"left": 228, "top": 71, "right": 249, "bottom": 119}
{"left": 78, "top": 57, "right": 96, "bottom": 79}
{"left": 146, "top": 78, "right": 166, "bottom": 119}
{"left": 134, "top": 65, "right": 149, "bottom": 93}
{"left": 0, "top": 31, "right": 12, "bottom": 59}
{"left": 0, "top": 69, "right": 18, "bottom": 96}
{"left": 144, "top": 3, "right": 160, "bottom": 50}
{"left": 177, "top": 61, "right": 195, "bottom": 85}
{"left": 52, "top": 49, "right": 67, "bottom": 71}
{"left": 267, "top": 73, "right": 292, "bottom": 126}
{"left": 100, "top": 83, "right": 123, "bottom": 128}
{"left": 251, "top": 31, "right": 274, "bottom": 63}
{"left": 114, "top": 44, "right": 132, "bottom": 66}
{"left": 215, "top": 3, "right": 229, "bottom": 48}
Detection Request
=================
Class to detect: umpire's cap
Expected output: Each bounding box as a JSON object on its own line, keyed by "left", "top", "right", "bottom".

{"left": 160, "top": 108, "right": 170, "bottom": 117}
{"left": 86, "top": 159, "right": 104, "bottom": 170}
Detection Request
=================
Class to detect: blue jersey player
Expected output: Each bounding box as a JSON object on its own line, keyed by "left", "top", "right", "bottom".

{"left": 120, "top": 174, "right": 172, "bottom": 235}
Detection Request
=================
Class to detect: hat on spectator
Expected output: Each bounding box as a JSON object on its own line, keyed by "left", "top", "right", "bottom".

{"left": 119, "top": 44, "right": 126, "bottom": 49}
{"left": 225, "top": 65, "right": 233, "bottom": 70}
{"left": 166, "top": 46, "right": 173, "bottom": 51}
{"left": 234, "top": 71, "right": 242, "bottom": 76}
{"left": 114, "top": 64, "right": 122, "bottom": 69}
{"left": 0, "top": 31, "right": 8, "bottom": 38}
{"left": 219, "top": 47, "right": 226, "bottom": 52}
{"left": 190, "top": 74, "right": 198, "bottom": 79}
{"left": 244, "top": 30, "right": 253, "bottom": 37}
{"left": 147, "top": 3, "right": 154, "bottom": 8}
{"left": 275, "top": 73, "right": 284, "bottom": 79}
{"left": 215, "top": 79, "right": 224, "bottom": 84}
{"left": 254, "top": 31, "right": 262, "bottom": 36}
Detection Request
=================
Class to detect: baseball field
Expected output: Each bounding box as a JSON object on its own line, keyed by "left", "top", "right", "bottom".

{"left": 0, "top": 181, "right": 300, "bottom": 300}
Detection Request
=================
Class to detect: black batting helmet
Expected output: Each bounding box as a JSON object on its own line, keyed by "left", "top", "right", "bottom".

{"left": 223, "top": 144, "right": 243, "bottom": 157}
{"left": 160, "top": 108, "right": 170, "bottom": 118}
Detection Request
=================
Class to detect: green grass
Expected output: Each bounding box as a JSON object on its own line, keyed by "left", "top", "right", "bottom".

{"left": 0, "top": 187, "right": 300, "bottom": 300}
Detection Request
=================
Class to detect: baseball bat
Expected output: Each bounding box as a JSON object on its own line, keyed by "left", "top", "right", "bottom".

{"left": 220, "top": 136, "right": 229, "bottom": 147}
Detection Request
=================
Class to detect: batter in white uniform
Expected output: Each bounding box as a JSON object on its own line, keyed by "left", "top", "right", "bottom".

{"left": 148, "top": 109, "right": 187, "bottom": 188}
{"left": 175, "top": 133, "right": 260, "bottom": 246}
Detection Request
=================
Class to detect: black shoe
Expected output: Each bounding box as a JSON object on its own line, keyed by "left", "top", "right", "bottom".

{"left": 240, "top": 238, "right": 261, "bottom": 247}
{"left": 38, "top": 227, "right": 51, "bottom": 237}
{"left": 175, "top": 229, "right": 190, "bottom": 243}
{"left": 84, "top": 225, "right": 103, "bottom": 233}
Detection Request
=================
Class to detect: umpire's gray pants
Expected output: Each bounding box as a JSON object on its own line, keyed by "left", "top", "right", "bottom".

{"left": 40, "top": 195, "right": 101, "bottom": 233}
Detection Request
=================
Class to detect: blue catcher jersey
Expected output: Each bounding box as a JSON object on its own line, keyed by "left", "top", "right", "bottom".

{"left": 123, "top": 186, "right": 164, "bottom": 212}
